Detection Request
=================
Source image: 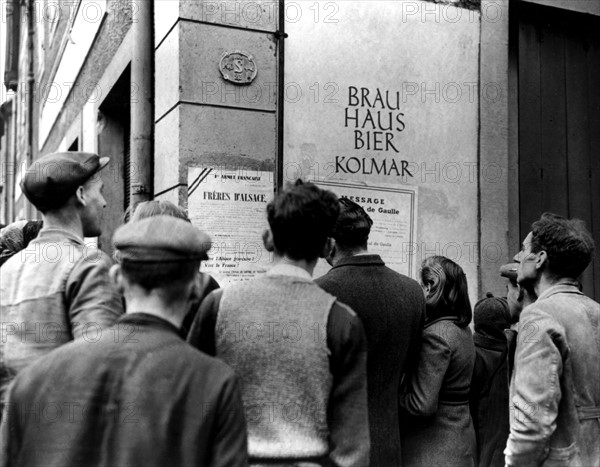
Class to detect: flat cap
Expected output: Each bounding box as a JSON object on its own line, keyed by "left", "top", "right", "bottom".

{"left": 113, "top": 215, "right": 211, "bottom": 263}
{"left": 499, "top": 262, "right": 518, "bottom": 281}
{"left": 21, "top": 152, "right": 109, "bottom": 211}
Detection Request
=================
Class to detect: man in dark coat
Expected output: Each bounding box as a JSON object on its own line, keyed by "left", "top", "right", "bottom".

{"left": 315, "top": 197, "right": 425, "bottom": 467}
{"left": 0, "top": 216, "right": 248, "bottom": 467}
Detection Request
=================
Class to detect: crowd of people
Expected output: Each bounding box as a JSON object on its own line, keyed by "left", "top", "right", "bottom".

{"left": 0, "top": 151, "right": 598, "bottom": 467}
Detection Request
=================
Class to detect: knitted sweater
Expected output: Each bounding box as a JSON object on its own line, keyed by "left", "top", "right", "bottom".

{"left": 216, "top": 274, "right": 335, "bottom": 459}
{"left": 188, "top": 265, "right": 370, "bottom": 466}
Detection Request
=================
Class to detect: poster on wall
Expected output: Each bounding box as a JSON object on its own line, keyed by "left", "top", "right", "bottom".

{"left": 313, "top": 180, "right": 418, "bottom": 280}
{"left": 187, "top": 166, "right": 274, "bottom": 287}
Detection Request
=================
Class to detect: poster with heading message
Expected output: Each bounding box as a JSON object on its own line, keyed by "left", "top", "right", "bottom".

{"left": 187, "top": 167, "right": 274, "bottom": 287}
{"left": 313, "top": 180, "right": 418, "bottom": 280}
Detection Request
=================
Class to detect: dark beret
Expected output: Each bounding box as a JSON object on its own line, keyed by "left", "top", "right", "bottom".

{"left": 499, "top": 262, "right": 518, "bottom": 281}
{"left": 21, "top": 152, "right": 109, "bottom": 211}
{"left": 113, "top": 215, "right": 211, "bottom": 263}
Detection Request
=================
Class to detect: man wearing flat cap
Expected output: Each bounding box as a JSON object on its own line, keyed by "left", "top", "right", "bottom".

{"left": 0, "top": 216, "right": 248, "bottom": 467}
{"left": 0, "top": 152, "right": 124, "bottom": 419}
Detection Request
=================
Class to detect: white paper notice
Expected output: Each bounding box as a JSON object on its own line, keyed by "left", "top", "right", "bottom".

{"left": 187, "top": 167, "right": 274, "bottom": 287}
{"left": 313, "top": 180, "right": 418, "bottom": 280}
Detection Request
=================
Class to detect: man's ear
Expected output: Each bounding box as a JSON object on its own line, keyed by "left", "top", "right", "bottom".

{"left": 109, "top": 264, "right": 125, "bottom": 294}
{"left": 75, "top": 185, "right": 86, "bottom": 207}
{"left": 320, "top": 237, "right": 335, "bottom": 259}
{"left": 189, "top": 270, "right": 202, "bottom": 301}
{"left": 536, "top": 250, "right": 549, "bottom": 270}
{"left": 262, "top": 228, "right": 275, "bottom": 252}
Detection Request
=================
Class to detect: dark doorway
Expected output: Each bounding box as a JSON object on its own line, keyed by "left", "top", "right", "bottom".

{"left": 516, "top": 2, "right": 600, "bottom": 299}
{"left": 97, "top": 65, "right": 131, "bottom": 254}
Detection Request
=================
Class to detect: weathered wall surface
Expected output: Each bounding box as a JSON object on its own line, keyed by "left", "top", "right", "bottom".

{"left": 284, "top": 0, "right": 482, "bottom": 300}
{"left": 154, "top": 0, "right": 277, "bottom": 208}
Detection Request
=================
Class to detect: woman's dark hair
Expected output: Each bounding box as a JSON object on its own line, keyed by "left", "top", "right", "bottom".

{"left": 420, "top": 255, "right": 472, "bottom": 327}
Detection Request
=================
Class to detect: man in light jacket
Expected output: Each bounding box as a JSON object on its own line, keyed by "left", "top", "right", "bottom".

{"left": 0, "top": 152, "right": 123, "bottom": 419}
{"left": 505, "top": 212, "right": 599, "bottom": 467}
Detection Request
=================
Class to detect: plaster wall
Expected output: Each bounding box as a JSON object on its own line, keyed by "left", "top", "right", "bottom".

{"left": 154, "top": 6, "right": 277, "bottom": 208}
{"left": 284, "top": 0, "right": 482, "bottom": 301}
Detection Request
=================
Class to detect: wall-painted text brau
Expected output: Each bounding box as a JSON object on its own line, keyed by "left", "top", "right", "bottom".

{"left": 345, "top": 86, "right": 406, "bottom": 152}
{"left": 343, "top": 86, "right": 414, "bottom": 177}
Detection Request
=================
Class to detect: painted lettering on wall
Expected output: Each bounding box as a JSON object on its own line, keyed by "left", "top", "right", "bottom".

{"left": 343, "top": 86, "right": 413, "bottom": 177}
{"left": 345, "top": 86, "right": 406, "bottom": 152}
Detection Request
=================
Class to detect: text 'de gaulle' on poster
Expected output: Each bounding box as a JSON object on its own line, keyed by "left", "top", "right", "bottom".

{"left": 187, "top": 167, "right": 274, "bottom": 287}
{"left": 313, "top": 180, "right": 418, "bottom": 280}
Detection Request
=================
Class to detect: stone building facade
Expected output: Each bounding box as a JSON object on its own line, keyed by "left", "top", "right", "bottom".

{"left": 2, "top": 0, "right": 599, "bottom": 300}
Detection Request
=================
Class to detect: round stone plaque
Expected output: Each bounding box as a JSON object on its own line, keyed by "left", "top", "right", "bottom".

{"left": 219, "top": 51, "right": 258, "bottom": 85}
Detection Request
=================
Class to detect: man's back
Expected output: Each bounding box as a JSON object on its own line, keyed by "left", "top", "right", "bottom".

{"left": 509, "top": 281, "right": 600, "bottom": 466}
{"left": 1, "top": 313, "right": 247, "bottom": 467}
{"left": 0, "top": 228, "right": 123, "bottom": 402}
{"left": 189, "top": 265, "right": 370, "bottom": 466}
{"left": 315, "top": 254, "right": 425, "bottom": 467}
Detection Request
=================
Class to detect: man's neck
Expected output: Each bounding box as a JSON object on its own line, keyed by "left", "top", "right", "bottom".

{"left": 332, "top": 247, "right": 368, "bottom": 266}
{"left": 124, "top": 295, "right": 186, "bottom": 329}
{"left": 273, "top": 254, "right": 318, "bottom": 277}
{"left": 533, "top": 273, "right": 567, "bottom": 297}
{"left": 42, "top": 208, "right": 84, "bottom": 239}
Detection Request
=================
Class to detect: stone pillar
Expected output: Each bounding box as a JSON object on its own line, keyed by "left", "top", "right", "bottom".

{"left": 479, "top": 0, "right": 512, "bottom": 295}
{"left": 154, "top": 0, "right": 278, "bottom": 207}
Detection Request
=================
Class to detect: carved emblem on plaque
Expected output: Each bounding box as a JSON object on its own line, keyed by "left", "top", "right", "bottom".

{"left": 219, "top": 51, "right": 257, "bottom": 85}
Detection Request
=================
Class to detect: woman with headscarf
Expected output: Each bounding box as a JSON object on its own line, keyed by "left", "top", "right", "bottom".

{"left": 400, "top": 255, "right": 476, "bottom": 467}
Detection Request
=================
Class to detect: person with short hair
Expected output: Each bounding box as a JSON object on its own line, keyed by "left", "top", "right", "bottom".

{"left": 0, "top": 152, "right": 123, "bottom": 417}
{"left": 126, "top": 199, "right": 189, "bottom": 222}
{"left": 188, "top": 180, "right": 370, "bottom": 467}
{"left": 315, "top": 197, "right": 424, "bottom": 467}
{"left": 505, "top": 213, "right": 599, "bottom": 467}
{"left": 400, "top": 255, "right": 476, "bottom": 467}
{"left": 125, "top": 199, "right": 220, "bottom": 336}
{"left": 0, "top": 216, "right": 248, "bottom": 467}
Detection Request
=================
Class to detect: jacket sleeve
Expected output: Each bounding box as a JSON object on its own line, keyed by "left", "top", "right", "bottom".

{"left": 65, "top": 250, "right": 124, "bottom": 339}
{"left": 211, "top": 372, "right": 249, "bottom": 467}
{"left": 327, "top": 302, "right": 370, "bottom": 467}
{"left": 402, "top": 295, "right": 426, "bottom": 387}
{"left": 504, "top": 309, "right": 563, "bottom": 467}
{"left": 400, "top": 323, "right": 451, "bottom": 416}
{"left": 187, "top": 289, "right": 222, "bottom": 355}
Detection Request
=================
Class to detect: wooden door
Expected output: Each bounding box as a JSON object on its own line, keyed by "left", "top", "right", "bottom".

{"left": 518, "top": 2, "right": 600, "bottom": 299}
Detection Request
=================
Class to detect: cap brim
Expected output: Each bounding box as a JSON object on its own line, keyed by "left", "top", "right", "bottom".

{"left": 98, "top": 157, "right": 110, "bottom": 171}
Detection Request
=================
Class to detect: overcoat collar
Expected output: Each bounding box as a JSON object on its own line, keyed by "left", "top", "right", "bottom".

{"left": 331, "top": 254, "right": 385, "bottom": 270}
